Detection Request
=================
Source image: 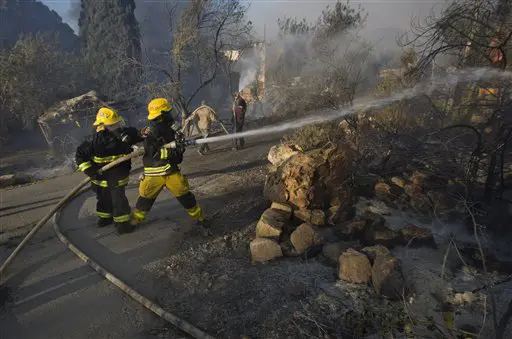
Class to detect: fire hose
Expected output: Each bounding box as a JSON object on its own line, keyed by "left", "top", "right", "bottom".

{"left": 0, "top": 138, "right": 215, "bottom": 339}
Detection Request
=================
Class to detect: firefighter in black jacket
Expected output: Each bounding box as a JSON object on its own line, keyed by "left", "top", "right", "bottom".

{"left": 130, "top": 98, "right": 212, "bottom": 236}
{"left": 75, "top": 107, "right": 143, "bottom": 235}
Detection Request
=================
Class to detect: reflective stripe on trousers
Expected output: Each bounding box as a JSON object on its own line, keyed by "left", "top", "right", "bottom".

{"left": 134, "top": 172, "right": 204, "bottom": 221}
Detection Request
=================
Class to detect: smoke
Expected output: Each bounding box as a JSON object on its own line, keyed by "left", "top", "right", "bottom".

{"left": 196, "top": 67, "right": 512, "bottom": 145}
{"left": 247, "top": 0, "right": 447, "bottom": 40}
{"left": 237, "top": 47, "right": 261, "bottom": 91}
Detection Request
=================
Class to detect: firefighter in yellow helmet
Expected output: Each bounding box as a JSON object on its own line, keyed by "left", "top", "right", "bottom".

{"left": 131, "top": 98, "right": 212, "bottom": 236}
{"left": 75, "top": 107, "right": 144, "bottom": 234}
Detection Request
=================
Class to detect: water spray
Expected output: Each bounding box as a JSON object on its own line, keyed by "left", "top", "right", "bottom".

{"left": 166, "top": 67, "right": 512, "bottom": 149}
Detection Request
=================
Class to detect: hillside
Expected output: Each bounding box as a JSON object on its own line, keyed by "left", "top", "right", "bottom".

{"left": 0, "top": 0, "right": 78, "bottom": 51}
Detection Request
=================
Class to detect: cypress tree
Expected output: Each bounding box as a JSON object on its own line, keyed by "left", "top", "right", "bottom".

{"left": 79, "top": 0, "right": 141, "bottom": 98}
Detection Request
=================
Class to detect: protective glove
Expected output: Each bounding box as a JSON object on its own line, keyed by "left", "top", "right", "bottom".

{"left": 172, "top": 140, "right": 186, "bottom": 155}
{"left": 140, "top": 126, "right": 151, "bottom": 138}
{"left": 83, "top": 167, "right": 99, "bottom": 180}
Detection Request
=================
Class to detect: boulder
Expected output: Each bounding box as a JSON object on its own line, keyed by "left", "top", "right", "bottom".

{"left": 280, "top": 239, "right": 299, "bottom": 257}
{"left": 264, "top": 144, "right": 355, "bottom": 210}
{"left": 372, "top": 254, "right": 406, "bottom": 299}
{"left": 255, "top": 208, "right": 291, "bottom": 240}
{"left": 250, "top": 238, "right": 283, "bottom": 263}
{"left": 374, "top": 182, "right": 404, "bottom": 203}
{"left": 267, "top": 144, "right": 302, "bottom": 166}
{"left": 403, "top": 184, "right": 421, "bottom": 198}
{"left": 322, "top": 241, "right": 359, "bottom": 266}
{"left": 361, "top": 210, "right": 386, "bottom": 228}
{"left": 364, "top": 225, "right": 402, "bottom": 248}
{"left": 400, "top": 225, "right": 437, "bottom": 248}
{"left": 391, "top": 176, "right": 408, "bottom": 188}
{"left": 293, "top": 209, "right": 326, "bottom": 226}
{"left": 338, "top": 249, "right": 372, "bottom": 284}
{"left": 333, "top": 220, "right": 366, "bottom": 240}
{"left": 361, "top": 245, "right": 391, "bottom": 264}
{"left": 290, "top": 223, "right": 325, "bottom": 254}
{"left": 270, "top": 202, "right": 293, "bottom": 218}
{"left": 328, "top": 204, "right": 356, "bottom": 225}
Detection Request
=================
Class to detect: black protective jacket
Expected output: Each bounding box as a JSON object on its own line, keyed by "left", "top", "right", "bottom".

{"left": 142, "top": 120, "right": 184, "bottom": 176}
{"left": 76, "top": 127, "right": 143, "bottom": 186}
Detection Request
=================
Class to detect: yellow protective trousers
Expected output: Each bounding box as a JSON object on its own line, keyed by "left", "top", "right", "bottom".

{"left": 132, "top": 172, "right": 204, "bottom": 223}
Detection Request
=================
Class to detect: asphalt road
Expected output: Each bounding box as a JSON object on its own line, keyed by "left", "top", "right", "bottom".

{"left": 0, "top": 132, "right": 279, "bottom": 339}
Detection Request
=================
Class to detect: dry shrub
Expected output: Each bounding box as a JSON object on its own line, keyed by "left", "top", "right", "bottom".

{"left": 284, "top": 121, "right": 344, "bottom": 151}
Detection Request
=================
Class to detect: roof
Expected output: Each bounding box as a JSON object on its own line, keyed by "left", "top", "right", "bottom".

{"left": 37, "top": 90, "right": 110, "bottom": 125}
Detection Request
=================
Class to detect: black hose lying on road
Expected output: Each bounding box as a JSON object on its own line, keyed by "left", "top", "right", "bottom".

{"left": 0, "top": 144, "right": 216, "bottom": 339}
{"left": 51, "top": 188, "right": 215, "bottom": 339}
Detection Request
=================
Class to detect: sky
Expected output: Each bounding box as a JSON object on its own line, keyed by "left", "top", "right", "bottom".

{"left": 41, "top": 0, "right": 447, "bottom": 39}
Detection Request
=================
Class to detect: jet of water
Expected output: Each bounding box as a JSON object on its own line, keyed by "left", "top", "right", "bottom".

{"left": 195, "top": 67, "right": 512, "bottom": 145}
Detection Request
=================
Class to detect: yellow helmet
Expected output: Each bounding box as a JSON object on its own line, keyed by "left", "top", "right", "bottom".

{"left": 93, "top": 107, "right": 122, "bottom": 126}
{"left": 147, "top": 98, "right": 172, "bottom": 120}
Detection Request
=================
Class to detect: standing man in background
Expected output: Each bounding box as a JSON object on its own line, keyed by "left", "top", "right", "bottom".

{"left": 182, "top": 100, "right": 221, "bottom": 155}
{"left": 232, "top": 92, "right": 247, "bottom": 150}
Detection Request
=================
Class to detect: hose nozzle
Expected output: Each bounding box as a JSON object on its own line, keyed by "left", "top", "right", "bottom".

{"left": 167, "top": 139, "right": 197, "bottom": 149}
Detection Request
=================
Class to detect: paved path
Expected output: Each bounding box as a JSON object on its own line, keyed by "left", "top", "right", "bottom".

{"left": 0, "top": 133, "right": 278, "bottom": 339}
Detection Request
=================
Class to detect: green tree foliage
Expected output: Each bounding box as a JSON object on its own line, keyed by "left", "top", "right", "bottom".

{"left": 78, "top": 0, "right": 141, "bottom": 99}
{"left": 0, "top": 34, "right": 88, "bottom": 143}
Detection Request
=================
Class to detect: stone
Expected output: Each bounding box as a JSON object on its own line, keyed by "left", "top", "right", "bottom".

{"left": 293, "top": 209, "right": 326, "bottom": 226}
{"left": 338, "top": 249, "right": 372, "bottom": 284}
{"left": 374, "top": 182, "right": 404, "bottom": 203}
{"left": 255, "top": 208, "right": 291, "bottom": 240}
{"left": 403, "top": 184, "right": 421, "bottom": 198}
{"left": 270, "top": 202, "right": 293, "bottom": 218}
{"left": 290, "top": 223, "right": 325, "bottom": 254}
{"left": 411, "top": 171, "right": 427, "bottom": 190}
{"left": 263, "top": 171, "right": 289, "bottom": 205}
{"left": 361, "top": 245, "right": 391, "bottom": 264}
{"left": 400, "top": 225, "right": 437, "bottom": 248}
{"left": 372, "top": 254, "right": 406, "bottom": 299}
{"left": 264, "top": 144, "right": 356, "bottom": 210}
{"left": 250, "top": 238, "right": 283, "bottom": 263}
{"left": 361, "top": 210, "right": 386, "bottom": 228}
{"left": 267, "top": 144, "right": 302, "bottom": 166}
{"left": 322, "top": 241, "right": 359, "bottom": 266}
{"left": 328, "top": 205, "right": 356, "bottom": 225}
{"left": 391, "top": 176, "right": 408, "bottom": 188}
{"left": 364, "top": 225, "right": 402, "bottom": 248}
{"left": 453, "top": 292, "right": 475, "bottom": 305}
{"left": 333, "top": 220, "right": 366, "bottom": 240}
{"left": 280, "top": 239, "right": 299, "bottom": 257}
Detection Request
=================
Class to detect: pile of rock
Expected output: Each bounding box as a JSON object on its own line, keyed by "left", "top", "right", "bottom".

{"left": 250, "top": 143, "right": 440, "bottom": 299}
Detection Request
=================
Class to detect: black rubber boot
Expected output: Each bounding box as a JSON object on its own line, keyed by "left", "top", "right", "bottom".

{"left": 198, "top": 218, "right": 212, "bottom": 237}
{"left": 97, "top": 217, "right": 113, "bottom": 228}
{"left": 115, "top": 222, "right": 135, "bottom": 235}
